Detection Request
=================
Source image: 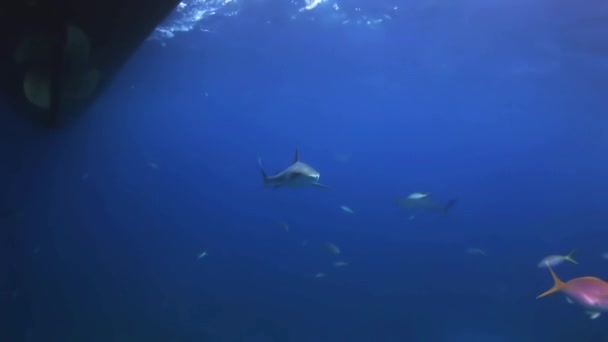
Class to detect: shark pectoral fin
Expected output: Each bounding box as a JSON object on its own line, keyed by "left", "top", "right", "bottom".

{"left": 258, "top": 157, "right": 269, "bottom": 181}
{"left": 312, "top": 182, "right": 330, "bottom": 189}
{"left": 586, "top": 311, "right": 601, "bottom": 320}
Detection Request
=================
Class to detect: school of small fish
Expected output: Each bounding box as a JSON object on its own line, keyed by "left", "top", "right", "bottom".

{"left": 134, "top": 151, "right": 608, "bottom": 322}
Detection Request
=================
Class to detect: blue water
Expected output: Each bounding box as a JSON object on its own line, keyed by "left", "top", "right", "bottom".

{"left": 2, "top": 0, "right": 608, "bottom": 341}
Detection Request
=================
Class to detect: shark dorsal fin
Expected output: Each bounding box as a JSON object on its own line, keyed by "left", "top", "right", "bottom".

{"left": 294, "top": 149, "right": 300, "bottom": 162}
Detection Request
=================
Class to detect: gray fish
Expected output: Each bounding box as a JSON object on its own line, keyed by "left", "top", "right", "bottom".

{"left": 538, "top": 250, "right": 578, "bottom": 268}
{"left": 396, "top": 197, "right": 457, "bottom": 216}
{"left": 258, "top": 150, "right": 329, "bottom": 189}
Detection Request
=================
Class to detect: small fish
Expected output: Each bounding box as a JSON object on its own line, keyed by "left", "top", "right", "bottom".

{"left": 147, "top": 162, "right": 160, "bottom": 170}
{"left": 466, "top": 248, "right": 487, "bottom": 256}
{"left": 537, "top": 250, "right": 578, "bottom": 268}
{"left": 81, "top": 173, "right": 89, "bottom": 181}
{"left": 333, "top": 261, "right": 349, "bottom": 267}
{"left": 408, "top": 192, "right": 431, "bottom": 200}
{"left": 301, "top": 240, "right": 309, "bottom": 247}
{"left": 333, "top": 152, "right": 351, "bottom": 163}
{"left": 322, "top": 242, "right": 341, "bottom": 255}
{"left": 537, "top": 261, "right": 608, "bottom": 319}
{"left": 601, "top": 252, "right": 608, "bottom": 260}
{"left": 197, "top": 250, "right": 208, "bottom": 260}
{"left": 314, "top": 272, "right": 326, "bottom": 278}
{"left": 340, "top": 205, "right": 355, "bottom": 214}
{"left": 277, "top": 222, "right": 289, "bottom": 232}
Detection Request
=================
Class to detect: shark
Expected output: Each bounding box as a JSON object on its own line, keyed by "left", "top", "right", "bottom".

{"left": 258, "top": 150, "right": 329, "bottom": 189}
{"left": 395, "top": 196, "right": 457, "bottom": 216}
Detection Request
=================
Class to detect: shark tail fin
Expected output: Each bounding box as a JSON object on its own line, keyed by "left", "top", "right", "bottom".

{"left": 565, "top": 249, "right": 578, "bottom": 264}
{"left": 257, "top": 157, "right": 268, "bottom": 182}
{"left": 294, "top": 149, "right": 300, "bottom": 162}
{"left": 537, "top": 262, "right": 568, "bottom": 299}
{"left": 443, "top": 199, "right": 458, "bottom": 216}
